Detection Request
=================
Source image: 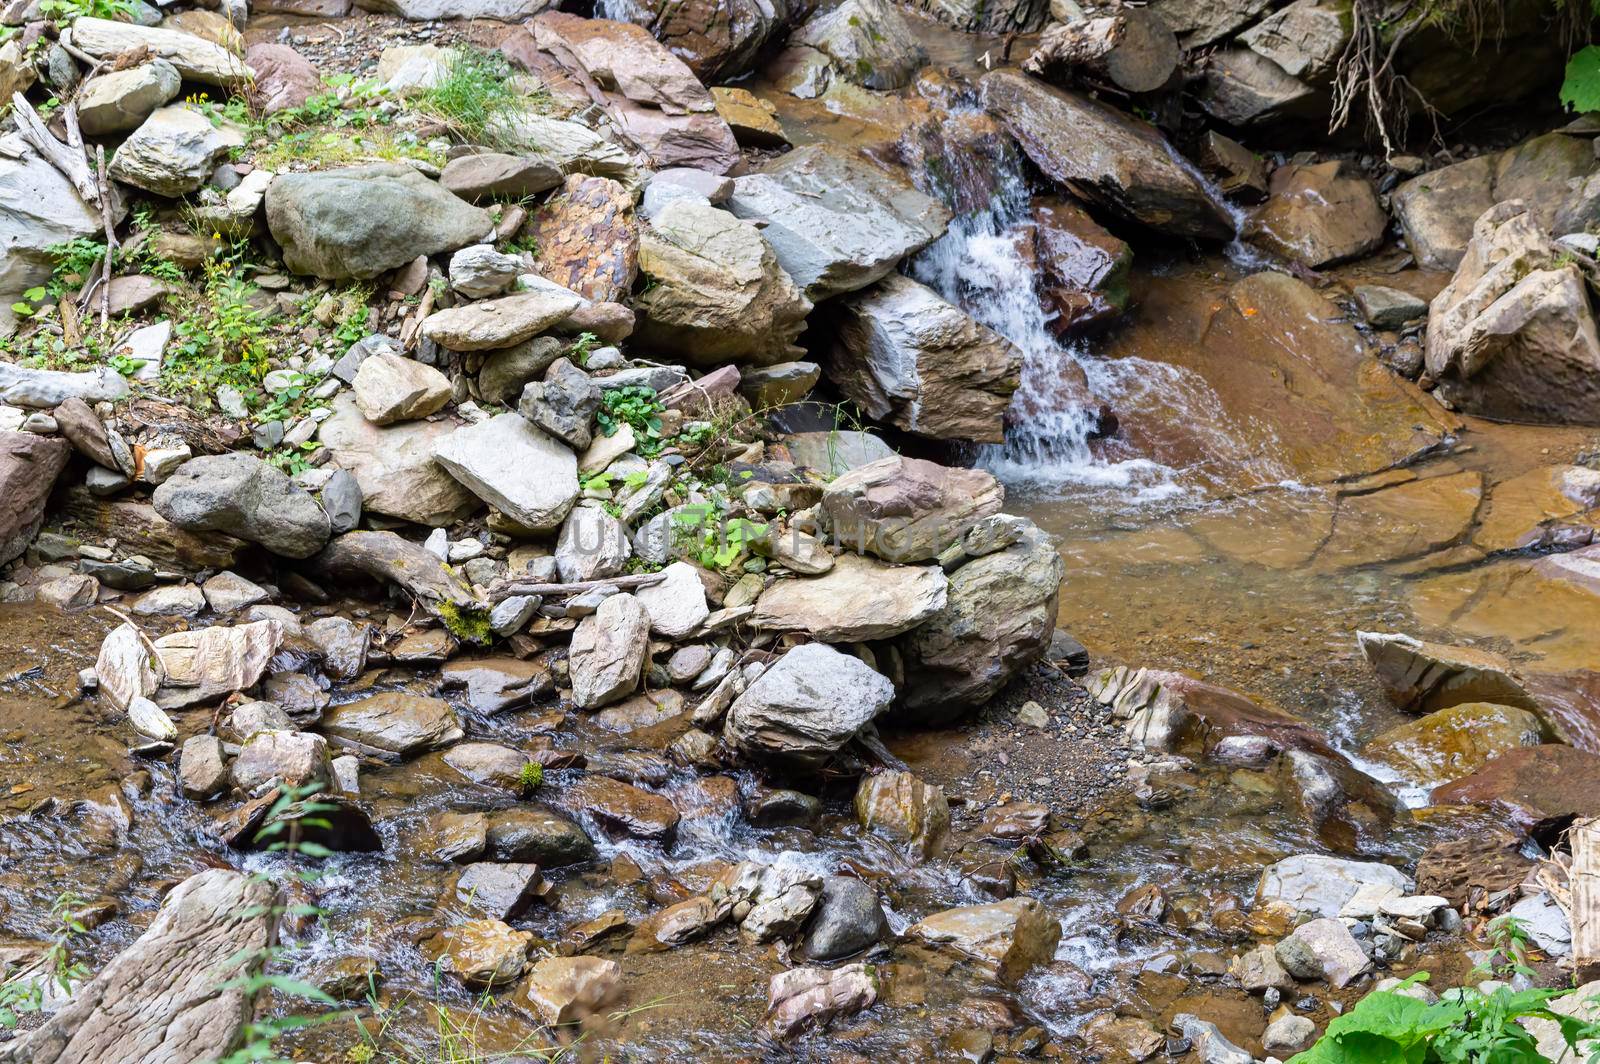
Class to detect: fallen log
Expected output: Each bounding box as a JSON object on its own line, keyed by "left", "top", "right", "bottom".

{"left": 1023, "top": 10, "right": 1179, "bottom": 95}
{"left": 309, "top": 530, "right": 488, "bottom": 634}
{"left": 0, "top": 869, "right": 273, "bottom": 1064}
{"left": 55, "top": 489, "right": 248, "bottom": 570}
{"left": 1573, "top": 817, "right": 1600, "bottom": 982}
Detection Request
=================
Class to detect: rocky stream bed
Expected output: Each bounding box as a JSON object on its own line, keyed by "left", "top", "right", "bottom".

{"left": 4, "top": 0, "right": 1600, "bottom": 1061}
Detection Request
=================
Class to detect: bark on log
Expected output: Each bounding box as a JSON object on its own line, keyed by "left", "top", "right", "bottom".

{"left": 1023, "top": 11, "right": 1180, "bottom": 94}
{"left": 1573, "top": 817, "right": 1600, "bottom": 982}
{"left": 0, "top": 869, "right": 273, "bottom": 1064}
{"left": 119, "top": 397, "right": 244, "bottom": 456}
{"left": 310, "top": 530, "right": 485, "bottom": 622}
{"left": 55, "top": 489, "right": 248, "bottom": 570}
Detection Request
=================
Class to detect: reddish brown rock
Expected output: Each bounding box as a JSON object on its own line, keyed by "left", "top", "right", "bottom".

{"left": 245, "top": 43, "right": 322, "bottom": 116}
{"left": 0, "top": 432, "right": 70, "bottom": 566}
{"left": 526, "top": 175, "right": 639, "bottom": 304}
{"left": 1246, "top": 161, "right": 1388, "bottom": 269}
{"left": 1029, "top": 196, "right": 1132, "bottom": 336}
{"left": 1431, "top": 744, "right": 1600, "bottom": 842}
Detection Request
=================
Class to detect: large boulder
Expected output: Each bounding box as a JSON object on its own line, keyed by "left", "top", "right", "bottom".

{"left": 979, "top": 69, "right": 1233, "bottom": 240}
{"left": 529, "top": 13, "right": 740, "bottom": 174}
{"left": 1424, "top": 200, "right": 1600, "bottom": 425}
{"left": 432, "top": 413, "right": 578, "bottom": 532}
{"left": 1362, "top": 702, "right": 1549, "bottom": 788}
{"left": 590, "top": 0, "right": 793, "bottom": 81}
{"left": 1237, "top": 0, "right": 1349, "bottom": 81}
{"left": 524, "top": 175, "right": 639, "bottom": 303}
{"left": 819, "top": 455, "right": 1005, "bottom": 563}
{"left": 725, "top": 146, "right": 949, "bottom": 300}
{"left": 902, "top": 0, "right": 1044, "bottom": 31}
{"left": 751, "top": 553, "right": 948, "bottom": 641}
{"left": 266, "top": 164, "right": 492, "bottom": 280}
{"left": 1245, "top": 161, "right": 1388, "bottom": 268}
{"left": 829, "top": 273, "right": 1020, "bottom": 444}
{"left": 0, "top": 133, "right": 111, "bottom": 337}
{"left": 77, "top": 60, "right": 183, "bottom": 135}
{"left": 245, "top": 43, "right": 323, "bottom": 115}
{"left": 317, "top": 395, "right": 477, "bottom": 526}
{"left": 153, "top": 453, "right": 331, "bottom": 559}
{"left": 323, "top": 692, "right": 464, "bottom": 757}
{"left": 1197, "top": 47, "right": 1322, "bottom": 128}
{"left": 1255, "top": 853, "right": 1412, "bottom": 921}
{"left": 905, "top": 897, "right": 1061, "bottom": 985}
{"left": 1027, "top": 196, "right": 1133, "bottom": 335}
{"left": 0, "top": 869, "right": 272, "bottom": 1064}
{"left": 152, "top": 620, "right": 284, "bottom": 709}
{"left": 790, "top": 0, "right": 925, "bottom": 91}
{"left": 894, "top": 519, "right": 1064, "bottom": 721}
{"left": 0, "top": 432, "right": 70, "bottom": 566}
{"left": 64, "top": 18, "right": 249, "bottom": 86}
{"left": 723, "top": 642, "right": 895, "bottom": 768}
{"left": 109, "top": 105, "right": 233, "bottom": 198}
{"left": 633, "top": 201, "right": 812, "bottom": 366}
{"left": 1430, "top": 744, "right": 1600, "bottom": 842}
{"left": 421, "top": 290, "right": 583, "bottom": 352}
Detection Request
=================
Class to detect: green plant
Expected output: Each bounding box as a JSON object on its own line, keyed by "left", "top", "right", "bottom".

{"left": 414, "top": 47, "right": 525, "bottom": 146}
{"left": 163, "top": 255, "right": 275, "bottom": 404}
{"left": 109, "top": 351, "right": 148, "bottom": 377}
{"left": 567, "top": 331, "right": 599, "bottom": 367}
{"left": 670, "top": 506, "right": 766, "bottom": 571}
{"left": 9, "top": 285, "right": 46, "bottom": 319}
{"left": 1563, "top": 45, "right": 1600, "bottom": 113}
{"left": 596, "top": 386, "right": 664, "bottom": 455}
{"left": 214, "top": 782, "right": 344, "bottom": 1064}
{"left": 0, "top": 892, "right": 91, "bottom": 1029}
{"left": 264, "top": 441, "right": 324, "bottom": 477}
{"left": 517, "top": 760, "right": 543, "bottom": 795}
{"left": 34, "top": 0, "right": 136, "bottom": 23}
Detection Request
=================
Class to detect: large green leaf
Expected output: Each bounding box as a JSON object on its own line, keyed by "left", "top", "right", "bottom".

{"left": 1561, "top": 46, "right": 1600, "bottom": 113}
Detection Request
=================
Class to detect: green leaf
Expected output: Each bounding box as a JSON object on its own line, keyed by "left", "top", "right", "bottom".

{"left": 1562, "top": 46, "right": 1600, "bottom": 113}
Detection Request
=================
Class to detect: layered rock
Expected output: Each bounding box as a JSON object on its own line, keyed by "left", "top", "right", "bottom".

{"left": 0, "top": 432, "right": 70, "bottom": 566}
{"left": 723, "top": 642, "right": 895, "bottom": 768}
{"left": 633, "top": 201, "right": 812, "bottom": 366}
{"left": 820, "top": 455, "right": 1005, "bottom": 563}
{"left": 829, "top": 274, "right": 1021, "bottom": 444}
{"left": 751, "top": 553, "right": 948, "bottom": 641}
{"left": 725, "top": 146, "right": 950, "bottom": 300}
{"left": 790, "top": 0, "right": 925, "bottom": 91}
{"left": 593, "top": 0, "right": 793, "bottom": 81}
{"left": 1245, "top": 161, "right": 1388, "bottom": 268}
{"left": 432, "top": 413, "right": 578, "bottom": 532}
{"left": 318, "top": 395, "right": 478, "bottom": 527}
{"left": 905, "top": 897, "right": 1061, "bottom": 985}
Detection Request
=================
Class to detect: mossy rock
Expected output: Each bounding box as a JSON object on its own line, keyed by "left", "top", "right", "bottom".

{"left": 1362, "top": 702, "right": 1549, "bottom": 788}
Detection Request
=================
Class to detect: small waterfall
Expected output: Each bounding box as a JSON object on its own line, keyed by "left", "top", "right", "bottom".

{"left": 908, "top": 123, "right": 1183, "bottom": 501}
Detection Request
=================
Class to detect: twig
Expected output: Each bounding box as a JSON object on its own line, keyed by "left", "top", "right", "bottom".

{"left": 95, "top": 142, "right": 115, "bottom": 334}
{"left": 485, "top": 571, "right": 666, "bottom": 602}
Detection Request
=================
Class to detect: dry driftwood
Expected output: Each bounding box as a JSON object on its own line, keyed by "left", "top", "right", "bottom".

{"left": 9, "top": 93, "right": 101, "bottom": 207}
{"left": 1571, "top": 818, "right": 1600, "bottom": 982}
{"left": 1024, "top": 10, "right": 1180, "bottom": 95}
{"left": 310, "top": 530, "right": 485, "bottom": 621}
{"left": 56, "top": 488, "right": 248, "bottom": 570}
{"left": 486, "top": 571, "right": 666, "bottom": 603}
{"left": 0, "top": 869, "right": 273, "bottom": 1064}
{"left": 119, "top": 397, "right": 245, "bottom": 455}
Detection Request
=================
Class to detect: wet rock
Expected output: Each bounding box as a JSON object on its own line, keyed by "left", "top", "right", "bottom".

{"left": 352, "top": 351, "right": 451, "bottom": 425}
{"left": 201, "top": 571, "right": 268, "bottom": 613}
{"left": 1356, "top": 631, "right": 1537, "bottom": 714}
{"left": 896, "top": 518, "right": 1064, "bottom": 721}
{"left": 439, "top": 657, "right": 554, "bottom": 715}
{"left": 427, "top": 919, "right": 533, "bottom": 989}
{"left": 1362, "top": 702, "right": 1547, "bottom": 788}
{"left": 1256, "top": 854, "right": 1411, "bottom": 920}
{"left": 322, "top": 693, "right": 463, "bottom": 757}
{"left": 443, "top": 743, "right": 538, "bottom": 791}
{"left": 594, "top": 689, "right": 687, "bottom": 734}
{"left": 1172, "top": 1014, "right": 1252, "bottom": 1064}
{"left": 0, "top": 432, "right": 70, "bottom": 565}
{"left": 801, "top": 876, "right": 889, "bottom": 961}
{"left": 423, "top": 290, "right": 583, "bottom": 353}
{"left": 77, "top": 59, "right": 182, "bottom": 135}
{"left": 1276, "top": 917, "right": 1371, "bottom": 988}
{"left": 304, "top": 616, "right": 369, "bottom": 681}
{"left": 1354, "top": 285, "right": 1428, "bottom": 330}
{"left": 906, "top": 896, "right": 1061, "bottom": 985}
{"left": 516, "top": 955, "right": 623, "bottom": 1026}
{"left": 153, "top": 453, "right": 330, "bottom": 559}
{"left": 633, "top": 201, "right": 811, "bottom": 367}
{"left": 486, "top": 808, "right": 595, "bottom": 867}
{"left": 424, "top": 810, "right": 488, "bottom": 863}
{"left": 979, "top": 69, "right": 1232, "bottom": 240}
{"left": 1414, "top": 829, "right": 1533, "bottom": 908}
{"left": 628, "top": 896, "right": 723, "bottom": 952}
{"left": 433, "top": 413, "right": 578, "bottom": 532}
{"left": 0, "top": 868, "right": 271, "bottom": 1064}
{"left": 318, "top": 395, "right": 477, "bottom": 526}
{"left": 1230, "top": 943, "right": 1295, "bottom": 993}
{"left": 569, "top": 592, "right": 650, "bottom": 709}
{"left": 726, "top": 146, "right": 948, "bottom": 300}
{"left": 1246, "top": 161, "right": 1387, "bottom": 269}
{"left": 232, "top": 730, "right": 330, "bottom": 791}
{"left": 1431, "top": 744, "right": 1600, "bottom": 841}
{"left": 854, "top": 770, "right": 950, "bottom": 860}
{"left": 1085, "top": 1014, "right": 1164, "bottom": 1061}
{"left": 179, "top": 734, "right": 228, "bottom": 800}
{"left": 723, "top": 642, "right": 895, "bottom": 768}
{"left": 64, "top": 18, "right": 249, "bottom": 86}
{"left": 829, "top": 274, "right": 1020, "bottom": 444}
{"left": 96, "top": 622, "right": 160, "bottom": 714}
{"left": 456, "top": 862, "right": 542, "bottom": 921}
{"left": 735, "top": 865, "right": 823, "bottom": 942}
{"left": 1425, "top": 200, "right": 1600, "bottom": 425}
{"left": 712, "top": 86, "right": 786, "bottom": 147}
{"left": 765, "top": 962, "right": 878, "bottom": 1040}
{"left": 564, "top": 775, "right": 679, "bottom": 840}
{"left": 266, "top": 164, "right": 492, "bottom": 281}
{"left": 152, "top": 619, "right": 284, "bottom": 710}
{"left": 593, "top": 0, "right": 791, "bottom": 82}
{"left": 1027, "top": 196, "right": 1134, "bottom": 336}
